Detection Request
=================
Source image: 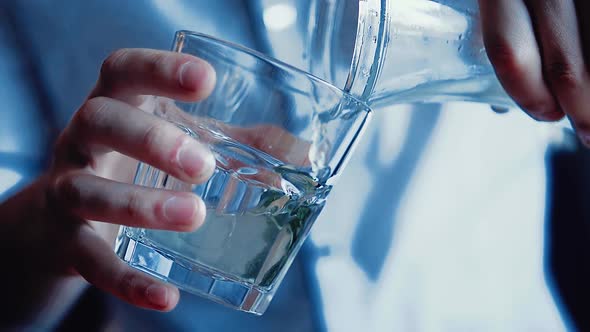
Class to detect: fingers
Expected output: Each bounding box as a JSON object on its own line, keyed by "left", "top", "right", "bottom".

{"left": 64, "top": 96, "right": 215, "bottom": 183}
{"left": 526, "top": 0, "right": 590, "bottom": 144}
{"left": 73, "top": 225, "right": 180, "bottom": 311}
{"left": 478, "top": 0, "right": 563, "bottom": 121}
{"left": 481, "top": 0, "right": 590, "bottom": 145}
{"left": 90, "top": 49, "right": 216, "bottom": 103}
{"left": 50, "top": 172, "right": 205, "bottom": 231}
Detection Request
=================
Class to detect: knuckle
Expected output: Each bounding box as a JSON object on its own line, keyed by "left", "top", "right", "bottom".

{"left": 57, "top": 99, "right": 109, "bottom": 167}
{"left": 99, "top": 49, "right": 132, "bottom": 92}
{"left": 51, "top": 174, "right": 84, "bottom": 211}
{"left": 545, "top": 59, "right": 583, "bottom": 91}
{"left": 485, "top": 39, "right": 529, "bottom": 79}
{"left": 75, "top": 97, "right": 110, "bottom": 133}
{"left": 101, "top": 49, "right": 131, "bottom": 78}
{"left": 117, "top": 270, "right": 140, "bottom": 302}
{"left": 145, "top": 52, "right": 168, "bottom": 77}
{"left": 141, "top": 122, "right": 165, "bottom": 151}
{"left": 125, "top": 189, "right": 143, "bottom": 222}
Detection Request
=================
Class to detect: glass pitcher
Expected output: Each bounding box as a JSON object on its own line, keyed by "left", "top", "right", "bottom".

{"left": 256, "top": 0, "right": 514, "bottom": 109}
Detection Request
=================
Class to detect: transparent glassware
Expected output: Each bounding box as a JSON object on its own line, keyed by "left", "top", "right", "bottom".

{"left": 115, "top": 31, "right": 371, "bottom": 315}
{"left": 347, "top": 0, "right": 516, "bottom": 109}
{"left": 258, "top": 0, "right": 515, "bottom": 109}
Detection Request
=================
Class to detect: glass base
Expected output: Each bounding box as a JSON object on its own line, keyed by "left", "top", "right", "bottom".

{"left": 115, "top": 232, "right": 273, "bottom": 315}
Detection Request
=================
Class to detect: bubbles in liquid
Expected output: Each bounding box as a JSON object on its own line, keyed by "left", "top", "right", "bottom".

{"left": 362, "top": 66, "right": 371, "bottom": 77}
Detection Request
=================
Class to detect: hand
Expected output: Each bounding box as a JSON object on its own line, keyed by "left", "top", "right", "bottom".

{"left": 0, "top": 49, "right": 217, "bottom": 320}
{"left": 478, "top": 0, "right": 590, "bottom": 145}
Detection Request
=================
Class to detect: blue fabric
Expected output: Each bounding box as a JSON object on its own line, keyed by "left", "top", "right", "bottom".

{"left": 0, "top": 1, "right": 570, "bottom": 331}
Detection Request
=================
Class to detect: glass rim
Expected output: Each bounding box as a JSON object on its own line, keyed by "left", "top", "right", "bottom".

{"left": 175, "top": 30, "right": 371, "bottom": 111}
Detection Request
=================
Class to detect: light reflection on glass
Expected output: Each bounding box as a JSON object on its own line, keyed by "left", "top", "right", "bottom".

{"left": 263, "top": 3, "right": 297, "bottom": 31}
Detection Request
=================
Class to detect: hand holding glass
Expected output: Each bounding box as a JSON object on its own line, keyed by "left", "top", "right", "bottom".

{"left": 115, "top": 31, "right": 371, "bottom": 315}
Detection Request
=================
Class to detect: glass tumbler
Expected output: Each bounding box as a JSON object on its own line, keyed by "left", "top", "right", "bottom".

{"left": 115, "top": 31, "right": 372, "bottom": 315}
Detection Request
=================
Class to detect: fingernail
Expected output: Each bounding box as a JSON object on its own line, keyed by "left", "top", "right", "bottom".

{"left": 146, "top": 284, "right": 169, "bottom": 308}
{"left": 531, "top": 109, "right": 564, "bottom": 122}
{"left": 179, "top": 61, "right": 209, "bottom": 90}
{"left": 163, "top": 195, "right": 198, "bottom": 224}
{"left": 177, "top": 140, "right": 216, "bottom": 180}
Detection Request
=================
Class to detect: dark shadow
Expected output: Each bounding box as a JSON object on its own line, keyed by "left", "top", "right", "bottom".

{"left": 55, "top": 287, "right": 112, "bottom": 332}
{"left": 351, "top": 103, "right": 441, "bottom": 280}
{"left": 544, "top": 134, "right": 590, "bottom": 331}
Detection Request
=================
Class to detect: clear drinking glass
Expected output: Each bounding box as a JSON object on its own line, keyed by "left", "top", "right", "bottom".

{"left": 115, "top": 31, "right": 371, "bottom": 315}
